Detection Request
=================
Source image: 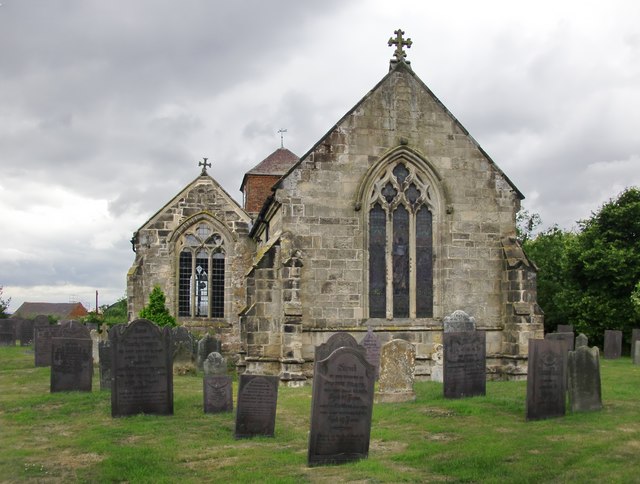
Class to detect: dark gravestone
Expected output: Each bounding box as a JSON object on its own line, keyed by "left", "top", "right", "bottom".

{"left": 234, "top": 375, "right": 279, "bottom": 438}
{"left": 632, "top": 329, "right": 640, "bottom": 361}
{"left": 567, "top": 345, "right": 602, "bottom": 412}
{"left": 545, "top": 332, "right": 575, "bottom": 352}
{"left": 603, "top": 330, "right": 622, "bottom": 359}
{"left": 197, "top": 334, "right": 222, "bottom": 372}
{"left": 172, "top": 326, "right": 195, "bottom": 355}
{"left": 443, "top": 331, "right": 486, "bottom": 399}
{"left": 34, "top": 324, "right": 62, "bottom": 367}
{"left": 204, "top": 376, "right": 233, "bottom": 413}
{"left": 315, "top": 332, "right": 365, "bottom": 362}
{"left": 51, "top": 321, "right": 93, "bottom": 392}
{"left": 360, "top": 327, "right": 381, "bottom": 379}
{"left": 110, "top": 319, "right": 173, "bottom": 417}
{"left": 99, "top": 341, "right": 112, "bottom": 391}
{"left": 0, "top": 319, "right": 15, "bottom": 346}
{"left": 443, "top": 310, "right": 476, "bottom": 333}
{"left": 526, "top": 339, "right": 567, "bottom": 421}
{"left": 19, "top": 318, "right": 34, "bottom": 346}
{"left": 308, "top": 347, "right": 375, "bottom": 467}
{"left": 557, "top": 324, "right": 574, "bottom": 333}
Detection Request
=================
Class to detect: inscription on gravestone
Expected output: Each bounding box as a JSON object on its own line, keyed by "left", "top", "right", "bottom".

{"left": 568, "top": 344, "right": 602, "bottom": 412}
{"left": 375, "top": 339, "right": 416, "bottom": 403}
{"left": 111, "top": 319, "right": 173, "bottom": 417}
{"left": 603, "top": 330, "right": 622, "bottom": 359}
{"left": 443, "top": 331, "right": 486, "bottom": 399}
{"left": 526, "top": 339, "right": 567, "bottom": 421}
{"left": 443, "top": 310, "right": 476, "bottom": 333}
{"left": 204, "top": 376, "right": 233, "bottom": 413}
{"left": 99, "top": 341, "right": 112, "bottom": 391}
{"left": 308, "top": 347, "right": 375, "bottom": 467}
{"left": 35, "top": 325, "right": 62, "bottom": 367}
{"left": 360, "top": 327, "right": 381, "bottom": 379}
{"left": 235, "top": 375, "right": 279, "bottom": 438}
{"left": 51, "top": 321, "right": 92, "bottom": 393}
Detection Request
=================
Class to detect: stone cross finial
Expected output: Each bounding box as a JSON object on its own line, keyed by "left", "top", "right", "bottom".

{"left": 388, "top": 29, "right": 412, "bottom": 62}
{"left": 199, "top": 157, "right": 212, "bottom": 175}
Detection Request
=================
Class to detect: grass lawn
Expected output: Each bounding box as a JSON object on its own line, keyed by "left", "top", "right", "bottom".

{"left": 1, "top": 345, "right": 639, "bottom": 483}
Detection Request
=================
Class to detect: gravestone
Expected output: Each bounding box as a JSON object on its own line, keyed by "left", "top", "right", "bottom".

{"left": 431, "top": 343, "right": 444, "bottom": 382}
{"left": 34, "top": 324, "right": 62, "bottom": 367}
{"left": 173, "top": 340, "right": 196, "bottom": 375}
{"left": 19, "top": 318, "right": 34, "bottom": 346}
{"left": 634, "top": 344, "right": 640, "bottom": 366}
{"left": 632, "top": 329, "right": 640, "bottom": 361}
{"left": 443, "top": 330, "right": 486, "bottom": 399}
{"left": 545, "top": 332, "right": 575, "bottom": 352}
{"left": 567, "top": 344, "right": 602, "bottom": 412}
{"left": 234, "top": 375, "right": 279, "bottom": 438}
{"left": 90, "top": 329, "right": 100, "bottom": 365}
{"left": 575, "top": 333, "right": 589, "bottom": 349}
{"left": 526, "top": 339, "right": 567, "bottom": 421}
{"left": 557, "top": 324, "right": 574, "bottom": 333}
{"left": 51, "top": 321, "right": 93, "bottom": 392}
{"left": 0, "top": 319, "right": 15, "bottom": 346}
{"left": 172, "top": 326, "right": 195, "bottom": 355}
{"left": 99, "top": 340, "right": 112, "bottom": 391}
{"left": 203, "top": 352, "right": 232, "bottom": 414}
{"left": 360, "top": 327, "right": 381, "bottom": 379}
{"left": 443, "top": 310, "right": 476, "bottom": 333}
{"left": 315, "top": 332, "right": 365, "bottom": 363}
{"left": 375, "top": 339, "right": 416, "bottom": 403}
{"left": 110, "top": 319, "right": 173, "bottom": 417}
{"left": 603, "top": 330, "right": 622, "bottom": 359}
{"left": 308, "top": 346, "right": 375, "bottom": 466}
{"left": 197, "top": 334, "right": 222, "bottom": 372}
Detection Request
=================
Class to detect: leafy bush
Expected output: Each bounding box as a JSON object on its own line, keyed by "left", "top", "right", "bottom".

{"left": 139, "top": 286, "right": 176, "bottom": 327}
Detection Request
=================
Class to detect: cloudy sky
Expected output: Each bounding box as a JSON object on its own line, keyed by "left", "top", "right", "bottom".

{"left": 2, "top": 0, "right": 640, "bottom": 313}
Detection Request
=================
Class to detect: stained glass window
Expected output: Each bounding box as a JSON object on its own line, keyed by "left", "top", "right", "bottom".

{"left": 369, "top": 204, "right": 386, "bottom": 318}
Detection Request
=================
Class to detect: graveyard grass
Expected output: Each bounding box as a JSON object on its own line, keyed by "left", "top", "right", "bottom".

{"left": 1, "top": 347, "right": 640, "bottom": 483}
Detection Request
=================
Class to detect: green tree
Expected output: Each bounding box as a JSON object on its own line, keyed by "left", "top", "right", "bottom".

{"left": 0, "top": 286, "right": 10, "bottom": 318}
{"left": 516, "top": 209, "right": 542, "bottom": 243}
{"left": 632, "top": 281, "right": 640, "bottom": 316}
{"left": 103, "top": 296, "right": 128, "bottom": 326}
{"left": 139, "top": 286, "right": 176, "bottom": 327}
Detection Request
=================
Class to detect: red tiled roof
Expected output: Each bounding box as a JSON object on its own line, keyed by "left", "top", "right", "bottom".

{"left": 241, "top": 148, "right": 299, "bottom": 192}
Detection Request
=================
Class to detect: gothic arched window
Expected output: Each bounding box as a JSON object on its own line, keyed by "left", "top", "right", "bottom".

{"left": 368, "top": 162, "right": 433, "bottom": 319}
{"left": 178, "top": 223, "right": 225, "bottom": 318}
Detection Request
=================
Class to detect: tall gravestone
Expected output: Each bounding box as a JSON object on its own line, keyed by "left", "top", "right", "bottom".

{"left": 443, "top": 331, "right": 486, "bottom": 399}
{"left": 110, "top": 319, "right": 173, "bottom": 417}
{"left": 603, "top": 330, "right": 622, "bottom": 359}
{"left": 203, "top": 352, "right": 233, "bottom": 413}
{"left": 99, "top": 340, "right": 112, "bottom": 391}
{"left": 19, "top": 318, "right": 34, "bottom": 346}
{"left": 545, "top": 332, "right": 575, "bottom": 352}
{"left": 197, "top": 334, "right": 222, "bottom": 372}
{"left": 234, "top": 375, "right": 279, "bottom": 438}
{"left": 567, "top": 344, "right": 602, "bottom": 412}
{"left": 375, "top": 339, "right": 416, "bottom": 403}
{"left": 632, "top": 329, "right": 640, "bottom": 362}
{"left": 0, "top": 319, "right": 15, "bottom": 346}
{"left": 360, "top": 327, "right": 381, "bottom": 379}
{"left": 51, "top": 321, "right": 93, "bottom": 392}
{"left": 526, "top": 339, "right": 567, "bottom": 420}
{"left": 34, "top": 324, "right": 62, "bottom": 367}
{"left": 308, "top": 346, "right": 375, "bottom": 466}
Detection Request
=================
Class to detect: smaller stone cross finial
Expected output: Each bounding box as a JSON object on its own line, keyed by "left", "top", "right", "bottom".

{"left": 199, "top": 157, "right": 212, "bottom": 175}
{"left": 388, "top": 29, "right": 412, "bottom": 63}
{"left": 277, "top": 128, "right": 287, "bottom": 149}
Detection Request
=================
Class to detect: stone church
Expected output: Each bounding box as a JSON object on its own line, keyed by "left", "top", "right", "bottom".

{"left": 127, "top": 30, "right": 543, "bottom": 384}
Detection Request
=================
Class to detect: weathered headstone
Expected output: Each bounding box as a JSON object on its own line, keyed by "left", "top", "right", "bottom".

{"left": 19, "top": 318, "right": 34, "bottom": 346}
{"left": 603, "top": 330, "right": 622, "bottom": 359}
{"left": 234, "top": 375, "right": 279, "bottom": 438}
{"left": 34, "top": 324, "right": 62, "bottom": 367}
{"left": 203, "top": 351, "right": 226, "bottom": 376}
{"left": 443, "top": 330, "right": 486, "bottom": 399}
{"left": 360, "top": 327, "right": 381, "bottom": 379}
{"left": 51, "top": 321, "right": 93, "bottom": 392}
{"left": 545, "top": 332, "right": 575, "bottom": 352}
{"left": 575, "top": 333, "right": 589, "bottom": 349}
{"left": 443, "top": 310, "right": 476, "bottom": 333}
{"left": 526, "top": 339, "right": 567, "bottom": 421}
{"left": 308, "top": 346, "right": 375, "bottom": 466}
{"left": 203, "top": 354, "right": 233, "bottom": 414}
{"left": 557, "top": 324, "right": 574, "bottom": 333}
{"left": 172, "top": 326, "right": 195, "bottom": 355}
{"left": 99, "top": 340, "right": 112, "bottom": 391}
{"left": 0, "top": 319, "right": 15, "bottom": 346}
{"left": 173, "top": 340, "right": 196, "bottom": 375}
{"left": 197, "top": 334, "right": 222, "bottom": 371}
{"left": 375, "top": 339, "right": 416, "bottom": 403}
{"left": 315, "top": 332, "right": 365, "bottom": 363}
{"left": 632, "top": 329, "right": 640, "bottom": 361}
{"left": 567, "top": 344, "right": 602, "bottom": 412}
{"left": 634, "top": 344, "right": 640, "bottom": 366}
{"left": 431, "top": 343, "right": 444, "bottom": 382}
{"left": 110, "top": 319, "right": 173, "bottom": 417}
{"left": 90, "top": 329, "right": 100, "bottom": 365}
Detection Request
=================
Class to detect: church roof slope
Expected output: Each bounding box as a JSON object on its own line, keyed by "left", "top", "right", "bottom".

{"left": 240, "top": 148, "right": 299, "bottom": 191}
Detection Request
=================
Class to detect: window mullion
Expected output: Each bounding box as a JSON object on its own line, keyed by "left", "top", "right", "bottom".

{"left": 190, "top": 254, "right": 196, "bottom": 317}
{"left": 409, "top": 209, "right": 417, "bottom": 318}
{"left": 385, "top": 208, "right": 393, "bottom": 320}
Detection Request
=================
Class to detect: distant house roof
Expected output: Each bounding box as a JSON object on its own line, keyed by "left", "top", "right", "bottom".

{"left": 240, "top": 148, "right": 299, "bottom": 192}
{"left": 12, "top": 302, "right": 89, "bottom": 320}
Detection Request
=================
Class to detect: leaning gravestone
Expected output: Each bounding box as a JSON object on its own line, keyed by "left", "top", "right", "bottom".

{"left": 443, "top": 310, "right": 476, "bottom": 333}
{"left": 203, "top": 352, "right": 233, "bottom": 413}
{"left": 603, "top": 330, "right": 622, "bottom": 359}
{"left": 632, "top": 329, "right": 640, "bottom": 362}
{"left": 375, "top": 339, "right": 416, "bottom": 403}
{"left": 34, "top": 324, "right": 62, "bottom": 367}
{"left": 315, "top": 332, "right": 365, "bottom": 363}
{"left": 110, "top": 319, "right": 173, "bottom": 417}
{"left": 567, "top": 344, "right": 602, "bottom": 412}
{"left": 308, "top": 346, "right": 375, "bottom": 466}
{"left": 98, "top": 340, "right": 112, "bottom": 391}
{"left": 51, "top": 321, "right": 93, "bottom": 392}
{"left": 234, "top": 375, "right": 279, "bottom": 438}
{"left": 360, "top": 327, "right": 381, "bottom": 379}
{"left": 197, "top": 334, "right": 222, "bottom": 372}
{"left": 526, "top": 339, "right": 567, "bottom": 420}
{"left": 443, "top": 330, "right": 486, "bottom": 399}
{"left": 545, "top": 332, "right": 575, "bottom": 352}
{"left": 19, "top": 318, "right": 34, "bottom": 346}
{"left": 0, "top": 319, "right": 15, "bottom": 346}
